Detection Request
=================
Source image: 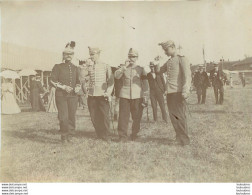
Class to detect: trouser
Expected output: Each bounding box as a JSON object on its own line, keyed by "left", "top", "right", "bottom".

{"left": 55, "top": 96, "right": 78, "bottom": 135}
{"left": 113, "top": 97, "right": 120, "bottom": 120}
{"left": 118, "top": 98, "right": 143, "bottom": 138}
{"left": 166, "top": 93, "right": 190, "bottom": 145}
{"left": 196, "top": 86, "right": 207, "bottom": 104}
{"left": 150, "top": 91, "right": 167, "bottom": 122}
{"left": 87, "top": 96, "right": 110, "bottom": 138}
{"left": 213, "top": 86, "right": 224, "bottom": 104}
{"left": 78, "top": 95, "right": 87, "bottom": 107}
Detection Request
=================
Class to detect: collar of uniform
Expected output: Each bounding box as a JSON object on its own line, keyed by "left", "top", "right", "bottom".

{"left": 126, "top": 63, "right": 138, "bottom": 68}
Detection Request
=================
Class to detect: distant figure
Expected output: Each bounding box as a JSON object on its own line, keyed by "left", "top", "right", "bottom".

{"left": 240, "top": 72, "right": 246, "bottom": 87}
{"left": 210, "top": 63, "right": 226, "bottom": 105}
{"left": 30, "top": 75, "right": 46, "bottom": 111}
{"left": 1, "top": 78, "right": 21, "bottom": 114}
{"left": 47, "top": 86, "right": 58, "bottom": 113}
{"left": 230, "top": 75, "right": 233, "bottom": 88}
{"left": 147, "top": 61, "right": 168, "bottom": 123}
{"left": 42, "top": 85, "right": 49, "bottom": 104}
{"left": 193, "top": 65, "right": 210, "bottom": 104}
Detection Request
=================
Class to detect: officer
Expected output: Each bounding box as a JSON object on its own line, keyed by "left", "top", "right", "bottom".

{"left": 209, "top": 63, "right": 226, "bottom": 104}
{"left": 147, "top": 61, "right": 168, "bottom": 123}
{"left": 193, "top": 65, "right": 210, "bottom": 104}
{"left": 115, "top": 48, "right": 148, "bottom": 141}
{"left": 51, "top": 42, "right": 81, "bottom": 143}
{"left": 157, "top": 40, "right": 191, "bottom": 146}
{"left": 81, "top": 47, "right": 114, "bottom": 141}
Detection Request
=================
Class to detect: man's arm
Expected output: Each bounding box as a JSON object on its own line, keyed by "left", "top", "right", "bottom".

{"left": 114, "top": 67, "right": 125, "bottom": 79}
{"left": 141, "top": 68, "right": 149, "bottom": 97}
{"left": 160, "top": 74, "right": 166, "bottom": 93}
{"left": 155, "top": 63, "right": 167, "bottom": 74}
{"left": 106, "top": 65, "right": 114, "bottom": 96}
{"left": 180, "top": 57, "right": 191, "bottom": 96}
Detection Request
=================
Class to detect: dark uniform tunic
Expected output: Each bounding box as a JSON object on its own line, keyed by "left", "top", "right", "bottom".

{"left": 51, "top": 62, "right": 80, "bottom": 135}
{"left": 193, "top": 71, "right": 210, "bottom": 104}
{"left": 147, "top": 72, "right": 168, "bottom": 122}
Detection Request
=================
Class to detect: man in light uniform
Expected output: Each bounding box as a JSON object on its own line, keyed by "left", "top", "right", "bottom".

{"left": 81, "top": 47, "right": 114, "bottom": 141}
{"left": 157, "top": 40, "right": 191, "bottom": 146}
{"left": 115, "top": 48, "right": 148, "bottom": 141}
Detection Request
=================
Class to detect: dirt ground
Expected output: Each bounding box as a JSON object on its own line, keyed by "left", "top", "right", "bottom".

{"left": 1, "top": 85, "right": 252, "bottom": 182}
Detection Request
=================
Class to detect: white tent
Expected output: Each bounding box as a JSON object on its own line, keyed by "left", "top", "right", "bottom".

{"left": 18, "top": 69, "right": 37, "bottom": 76}
{"left": 0, "top": 70, "right": 20, "bottom": 79}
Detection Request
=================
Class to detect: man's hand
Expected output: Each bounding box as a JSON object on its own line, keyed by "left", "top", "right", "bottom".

{"left": 74, "top": 84, "right": 81, "bottom": 93}
{"left": 64, "top": 85, "right": 73, "bottom": 93}
{"left": 104, "top": 92, "right": 112, "bottom": 102}
{"left": 164, "top": 90, "right": 168, "bottom": 95}
{"left": 182, "top": 92, "right": 189, "bottom": 100}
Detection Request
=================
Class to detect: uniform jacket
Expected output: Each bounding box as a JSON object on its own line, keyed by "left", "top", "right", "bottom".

{"left": 79, "top": 61, "right": 114, "bottom": 97}
{"left": 51, "top": 62, "right": 80, "bottom": 97}
{"left": 115, "top": 64, "right": 148, "bottom": 99}
{"left": 147, "top": 72, "right": 166, "bottom": 94}
{"left": 159, "top": 55, "right": 191, "bottom": 94}
{"left": 193, "top": 71, "right": 210, "bottom": 88}
{"left": 209, "top": 69, "right": 226, "bottom": 88}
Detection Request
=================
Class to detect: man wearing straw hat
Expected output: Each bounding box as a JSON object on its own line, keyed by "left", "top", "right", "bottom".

{"left": 157, "top": 40, "right": 191, "bottom": 146}
{"left": 51, "top": 42, "right": 81, "bottom": 143}
{"left": 115, "top": 48, "right": 148, "bottom": 142}
{"left": 81, "top": 47, "right": 114, "bottom": 141}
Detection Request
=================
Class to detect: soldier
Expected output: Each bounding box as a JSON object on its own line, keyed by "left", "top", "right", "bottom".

{"left": 147, "top": 61, "right": 168, "bottom": 123}
{"left": 193, "top": 65, "right": 210, "bottom": 104}
{"left": 115, "top": 48, "right": 148, "bottom": 141}
{"left": 51, "top": 42, "right": 81, "bottom": 143}
{"left": 209, "top": 63, "right": 226, "bottom": 104}
{"left": 81, "top": 47, "right": 114, "bottom": 141}
{"left": 157, "top": 40, "right": 191, "bottom": 146}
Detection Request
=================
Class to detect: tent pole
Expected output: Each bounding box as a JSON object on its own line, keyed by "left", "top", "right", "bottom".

{"left": 20, "top": 76, "right": 24, "bottom": 103}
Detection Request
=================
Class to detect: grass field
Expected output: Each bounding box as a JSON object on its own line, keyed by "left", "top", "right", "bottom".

{"left": 1, "top": 85, "right": 252, "bottom": 182}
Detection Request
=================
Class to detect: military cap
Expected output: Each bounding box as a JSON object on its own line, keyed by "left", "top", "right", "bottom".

{"left": 88, "top": 47, "right": 101, "bottom": 55}
{"left": 63, "top": 41, "right": 75, "bottom": 54}
{"left": 128, "top": 48, "right": 138, "bottom": 57}
{"left": 149, "top": 61, "right": 155, "bottom": 67}
{"left": 158, "top": 40, "right": 175, "bottom": 50}
{"left": 63, "top": 47, "right": 74, "bottom": 55}
{"left": 198, "top": 64, "right": 204, "bottom": 68}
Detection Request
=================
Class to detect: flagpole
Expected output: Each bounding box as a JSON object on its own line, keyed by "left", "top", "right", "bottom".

{"left": 203, "top": 45, "right": 206, "bottom": 71}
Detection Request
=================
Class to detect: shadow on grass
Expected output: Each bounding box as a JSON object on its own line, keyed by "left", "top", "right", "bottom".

{"left": 134, "top": 137, "right": 177, "bottom": 146}
{"left": 191, "top": 110, "right": 226, "bottom": 114}
{"left": 3, "top": 129, "right": 61, "bottom": 144}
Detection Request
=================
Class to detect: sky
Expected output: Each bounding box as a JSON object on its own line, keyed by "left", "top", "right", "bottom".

{"left": 1, "top": 0, "right": 252, "bottom": 68}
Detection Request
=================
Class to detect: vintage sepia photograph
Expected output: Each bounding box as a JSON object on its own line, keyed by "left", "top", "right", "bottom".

{"left": 0, "top": 0, "right": 252, "bottom": 183}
